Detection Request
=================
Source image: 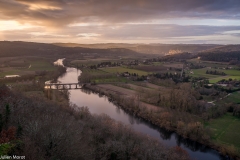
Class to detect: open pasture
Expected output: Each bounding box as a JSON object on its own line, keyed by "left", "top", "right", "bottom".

{"left": 71, "top": 58, "right": 112, "bottom": 63}
{"left": 0, "top": 68, "right": 21, "bottom": 78}
{"left": 0, "top": 57, "right": 29, "bottom": 68}
{"left": 206, "top": 113, "right": 240, "bottom": 151}
{"left": 190, "top": 68, "right": 220, "bottom": 78}
{"left": 8, "top": 60, "right": 29, "bottom": 67}
{"left": 220, "top": 92, "right": 240, "bottom": 104}
{"left": 0, "top": 57, "right": 22, "bottom": 63}
{"left": 221, "top": 69, "right": 240, "bottom": 76}
{"left": 94, "top": 77, "right": 127, "bottom": 83}
{"left": 162, "top": 63, "right": 183, "bottom": 69}
{"left": 152, "top": 62, "right": 163, "bottom": 65}
{"left": 190, "top": 68, "right": 240, "bottom": 81}
{"left": 26, "top": 59, "right": 55, "bottom": 71}
{"left": 188, "top": 59, "right": 236, "bottom": 68}
{"left": 71, "top": 58, "right": 121, "bottom": 66}
{"left": 81, "top": 68, "right": 108, "bottom": 75}
{"left": 0, "top": 57, "right": 56, "bottom": 78}
{"left": 134, "top": 65, "right": 167, "bottom": 72}
{"left": 80, "top": 68, "right": 128, "bottom": 83}
{"left": 100, "top": 67, "right": 149, "bottom": 76}
{"left": 209, "top": 76, "right": 240, "bottom": 83}
{"left": 188, "top": 58, "right": 229, "bottom": 65}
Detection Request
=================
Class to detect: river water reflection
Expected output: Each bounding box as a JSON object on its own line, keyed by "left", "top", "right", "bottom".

{"left": 57, "top": 65, "right": 226, "bottom": 160}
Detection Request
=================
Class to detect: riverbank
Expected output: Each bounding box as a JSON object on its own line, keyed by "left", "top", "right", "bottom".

{"left": 61, "top": 57, "right": 236, "bottom": 159}
{"left": 0, "top": 84, "right": 193, "bottom": 160}
{"left": 84, "top": 83, "right": 239, "bottom": 160}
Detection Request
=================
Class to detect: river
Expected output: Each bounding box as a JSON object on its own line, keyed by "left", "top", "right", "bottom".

{"left": 55, "top": 59, "right": 226, "bottom": 160}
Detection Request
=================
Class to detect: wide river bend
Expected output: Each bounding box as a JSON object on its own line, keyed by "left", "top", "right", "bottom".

{"left": 55, "top": 59, "right": 227, "bottom": 160}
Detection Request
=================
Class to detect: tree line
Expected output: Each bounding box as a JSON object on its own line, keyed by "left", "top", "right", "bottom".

{"left": 206, "top": 70, "right": 226, "bottom": 75}
{"left": 198, "top": 51, "right": 240, "bottom": 62}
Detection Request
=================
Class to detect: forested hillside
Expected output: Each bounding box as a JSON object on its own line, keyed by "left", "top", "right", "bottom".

{"left": 202, "top": 45, "right": 240, "bottom": 53}
{"left": 0, "top": 41, "right": 139, "bottom": 59}
{"left": 54, "top": 43, "right": 219, "bottom": 55}
{"left": 198, "top": 51, "right": 240, "bottom": 62}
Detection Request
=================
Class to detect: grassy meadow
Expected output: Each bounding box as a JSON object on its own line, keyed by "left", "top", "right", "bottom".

{"left": 190, "top": 68, "right": 220, "bottom": 78}
{"left": 187, "top": 59, "right": 240, "bottom": 83}
{"left": 71, "top": 58, "right": 117, "bottom": 66}
{"left": 100, "top": 66, "right": 149, "bottom": 76}
{"left": 217, "top": 92, "right": 240, "bottom": 104}
{"left": 188, "top": 68, "right": 240, "bottom": 83}
{"left": 206, "top": 113, "right": 240, "bottom": 152}
{"left": 188, "top": 58, "right": 231, "bottom": 67}
{"left": 0, "top": 57, "right": 56, "bottom": 78}
{"left": 209, "top": 76, "right": 240, "bottom": 83}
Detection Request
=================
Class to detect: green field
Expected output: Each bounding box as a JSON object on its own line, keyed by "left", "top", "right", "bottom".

{"left": 206, "top": 113, "right": 240, "bottom": 151}
{"left": 221, "top": 70, "right": 240, "bottom": 76}
{"left": 80, "top": 68, "right": 107, "bottom": 75}
{"left": 94, "top": 77, "right": 127, "bottom": 83}
{"left": 27, "top": 60, "right": 56, "bottom": 71}
{"left": 189, "top": 68, "right": 240, "bottom": 83}
{"left": 100, "top": 67, "right": 149, "bottom": 76}
{"left": 190, "top": 68, "right": 220, "bottom": 78}
{"left": 0, "top": 69, "right": 21, "bottom": 78}
{"left": 152, "top": 62, "right": 163, "bottom": 65}
{"left": 188, "top": 59, "right": 233, "bottom": 67}
{"left": 70, "top": 58, "right": 132, "bottom": 67}
{"left": 0, "top": 58, "right": 56, "bottom": 78}
{"left": 71, "top": 59, "right": 116, "bottom": 66}
{"left": 80, "top": 68, "right": 128, "bottom": 83}
{"left": 221, "top": 92, "right": 240, "bottom": 104}
{"left": 209, "top": 76, "right": 240, "bottom": 83}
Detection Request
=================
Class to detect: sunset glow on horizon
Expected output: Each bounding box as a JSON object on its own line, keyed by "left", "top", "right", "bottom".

{"left": 1, "top": 0, "right": 240, "bottom": 44}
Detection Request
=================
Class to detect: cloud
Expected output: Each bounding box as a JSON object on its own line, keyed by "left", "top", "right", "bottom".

{"left": 0, "top": 0, "right": 240, "bottom": 43}
{"left": 0, "top": 0, "right": 240, "bottom": 26}
{"left": 62, "top": 23, "right": 240, "bottom": 39}
{"left": 1, "top": 23, "right": 240, "bottom": 44}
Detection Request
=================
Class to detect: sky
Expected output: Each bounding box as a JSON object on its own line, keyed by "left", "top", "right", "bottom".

{"left": 0, "top": 0, "right": 240, "bottom": 44}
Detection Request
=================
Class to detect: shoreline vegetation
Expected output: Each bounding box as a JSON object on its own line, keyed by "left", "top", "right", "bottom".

{"left": 0, "top": 58, "right": 191, "bottom": 160}
{"left": 71, "top": 52, "right": 240, "bottom": 160}
{"left": 0, "top": 86, "right": 191, "bottom": 160}
{"left": 82, "top": 82, "right": 240, "bottom": 160}
{"left": 66, "top": 54, "right": 240, "bottom": 159}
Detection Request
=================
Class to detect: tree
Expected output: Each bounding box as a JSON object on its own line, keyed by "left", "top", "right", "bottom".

{"left": 5, "top": 104, "right": 10, "bottom": 126}
{"left": 0, "top": 114, "right": 3, "bottom": 131}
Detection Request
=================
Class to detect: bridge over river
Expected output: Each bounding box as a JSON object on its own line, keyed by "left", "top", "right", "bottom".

{"left": 45, "top": 83, "right": 85, "bottom": 90}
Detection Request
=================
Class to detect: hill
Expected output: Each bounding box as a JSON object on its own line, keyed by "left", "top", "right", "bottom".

{"left": 54, "top": 43, "right": 219, "bottom": 55}
{"left": 198, "top": 51, "right": 240, "bottom": 62}
{"left": 0, "top": 41, "right": 141, "bottom": 59}
{"left": 197, "top": 45, "right": 240, "bottom": 62}
{"left": 202, "top": 45, "right": 240, "bottom": 53}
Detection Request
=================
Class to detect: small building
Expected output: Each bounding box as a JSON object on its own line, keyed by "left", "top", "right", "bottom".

{"left": 122, "top": 72, "right": 130, "bottom": 77}
{"left": 4, "top": 75, "right": 20, "bottom": 78}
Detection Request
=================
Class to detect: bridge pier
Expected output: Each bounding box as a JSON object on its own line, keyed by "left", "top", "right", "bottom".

{"left": 75, "top": 84, "right": 77, "bottom": 89}
{"left": 69, "top": 84, "right": 71, "bottom": 89}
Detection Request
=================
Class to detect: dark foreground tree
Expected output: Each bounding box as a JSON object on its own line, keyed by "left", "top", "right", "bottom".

{"left": 0, "top": 84, "right": 190, "bottom": 160}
